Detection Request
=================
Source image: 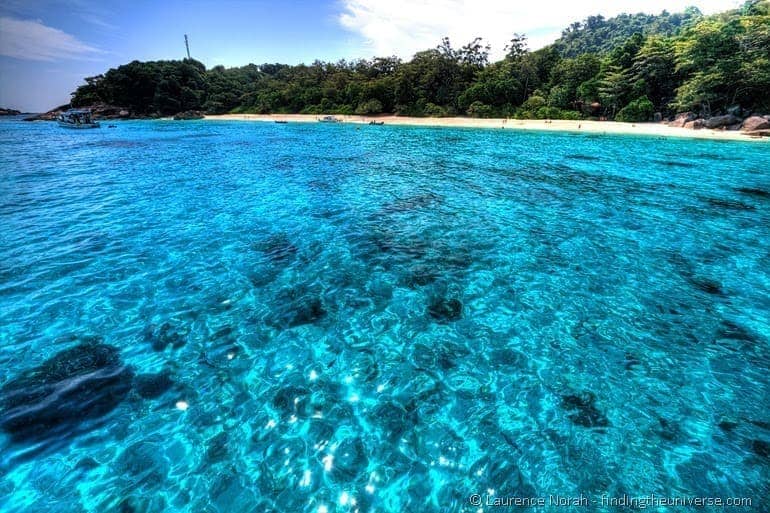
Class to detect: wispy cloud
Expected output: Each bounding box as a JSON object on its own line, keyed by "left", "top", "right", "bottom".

{"left": 338, "top": 0, "right": 742, "bottom": 60}
{"left": 0, "top": 16, "right": 103, "bottom": 61}
{"left": 0, "top": 0, "right": 117, "bottom": 30}
{"left": 78, "top": 13, "right": 117, "bottom": 31}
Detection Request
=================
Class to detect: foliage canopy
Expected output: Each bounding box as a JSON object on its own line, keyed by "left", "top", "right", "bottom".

{"left": 71, "top": 1, "right": 770, "bottom": 120}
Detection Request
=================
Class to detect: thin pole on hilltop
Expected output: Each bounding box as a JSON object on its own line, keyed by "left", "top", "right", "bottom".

{"left": 184, "top": 34, "right": 191, "bottom": 59}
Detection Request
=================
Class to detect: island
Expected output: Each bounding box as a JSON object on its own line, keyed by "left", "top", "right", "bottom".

{"left": 30, "top": 2, "right": 770, "bottom": 139}
{"left": 3, "top": 2, "right": 770, "bottom": 513}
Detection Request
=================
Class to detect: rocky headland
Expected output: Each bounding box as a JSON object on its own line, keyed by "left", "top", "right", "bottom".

{"left": 666, "top": 108, "right": 770, "bottom": 137}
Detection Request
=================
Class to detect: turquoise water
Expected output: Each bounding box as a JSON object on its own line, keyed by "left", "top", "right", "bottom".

{"left": 0, "top": 118, "right": 769, "bottom": 512}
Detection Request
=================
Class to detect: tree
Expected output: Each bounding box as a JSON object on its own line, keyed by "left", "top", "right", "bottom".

{"left": 631, "top": 37, "right": 678, "bottom": 114}
{"left": 505, "top": 33, "right": 529, "bottom": 61}
{"left": 355, "top": 99, "right": 384, "bottom": 115}
{"left": 466, "top": 101, "right": 493, "bottom": 117}
{"left": 66, "top": 3, "right": 769, "bottom": 120}
{"left": 547, "top": 54, "right": 601, "bottom": 110}
{"left": 599, "top": 64, "right": 630, "bottom": 118}
{"left": 616, "top": 96, "right": 654, "bottom": 121}
{"left": 459, "top": 37, "right": 491, "bottom": 68}
{"left": 673, "top": 18, "right": 743, "bottom": 114}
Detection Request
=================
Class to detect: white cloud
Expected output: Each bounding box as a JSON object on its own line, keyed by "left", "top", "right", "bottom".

{"left": 338, "top": 0, "right": 742, "bottom": 60}
{"left": 0, "top": 16, "right": 102, "bottom": 61}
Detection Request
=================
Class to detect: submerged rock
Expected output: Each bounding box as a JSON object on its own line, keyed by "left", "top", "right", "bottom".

{"left": 115, "top": 439, "right": 169, "bottom": 486}
{"left": 267, "top": 286, "right": 326, "bottom": 328}
{"left": 329, "top": 436, "right": 368, "bottom": 480}
{"left": 205, "top": 431, "right": 230, "bottom": 463}
{"left": 280, "top": 296, "right": 325, "bottom": 327}
{"left": 717, "top": 418, "right": 739, "bottom": 432}
{"left": 355, "top": 228, "right": 430, "bottom": 267}
{"left": 653, "top": 159, "right": 694, "bottom": 168}
{"left": 706, "top": 197, "right": 755, "bottom": 211}
{"left": 272, "top": 385, "right": 311, "bottom": 418}
{"left": 380, "top": 192, "right": 441, "bottom": 214}
{"left": 690, "top": 277, "right": 725, "bottom": 296}
{"left": 750, "top": 439, "right": 770, "bottom": 459}
{"left": 0, "top": 342, "right": 134, "bottom": 443}
{"left": 134, "top": 370, "right": 175, "bottom": 399}
{"left": 717, "top": 320, "right": 756, "bottom": 343}
{"left": 256, "top": 233, "right": 298, "bottom": 264}
{"left": 370, "top": 402, "right": 415, "bottom": 442}
{"left": 118, "top": 496, "right": 167, "bottom": 513}
{"left": 561, "top": 391, "right": 609, "bottom": 428}
{"left": 400, "top": 264, "right": 439, "bottom": 288}
{"left": 736, "top": 187, "right": 770, "bottom": 199}
{"left": 623, "top": 353, "right": 642, "bottom": 370}
{"left": 657, "top": 417, "right": 683, "bottom": 442}
{"left": 427, "top": 297, "right": 463, "bottom": 322}
{"left": 145, "top": 322, "right": 187, "bottom": 351}
{"left": 75, "top": 456, "right": 101, "bottom": 471}
{"left": 567, "top": 153, "right": 600, "bottom": 161}
{"left": 470, "top": 455, "right": 533, "bottom": 499}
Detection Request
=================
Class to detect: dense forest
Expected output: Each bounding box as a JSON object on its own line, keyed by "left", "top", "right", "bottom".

{"left": 70, "top": 0, "right": 770, "bottom": 122}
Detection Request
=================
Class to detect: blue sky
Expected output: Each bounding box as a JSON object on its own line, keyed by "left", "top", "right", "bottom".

{"left": 0, "top": 0, "right": 741, "bottom": 112}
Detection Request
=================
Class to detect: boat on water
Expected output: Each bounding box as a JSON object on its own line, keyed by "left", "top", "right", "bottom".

{"left": 318, "top": 115, "right": 341, "bottom": 123}
{"left": 275, "top": 120, "right": 288, "bottom": 124}
{"left": 368, "top": 121, "right": 384, "bottom": 125}
{"left": 57, "top": 109, "right": 100, "bottom": 129}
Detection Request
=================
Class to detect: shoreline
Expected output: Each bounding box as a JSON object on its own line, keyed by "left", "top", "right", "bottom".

{"left": 203, "top": 113, "right": 767, "bottom": 142}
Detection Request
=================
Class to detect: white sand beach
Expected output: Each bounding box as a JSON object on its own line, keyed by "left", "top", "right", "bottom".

{"left": 204, "top": 114, "right": 767, "bottom": 142}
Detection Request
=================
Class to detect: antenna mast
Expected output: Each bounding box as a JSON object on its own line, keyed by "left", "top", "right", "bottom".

{"left": 184, "top": 34, "right": 191, "bottom": 59}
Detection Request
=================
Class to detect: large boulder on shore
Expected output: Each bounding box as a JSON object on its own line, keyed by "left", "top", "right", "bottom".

{"left": 742, "top": 116, "right": 770, "bottom": 132}
{"left": 173, "top": 110, "right": 204, "bottom": 120}
{"left": 24, "top": 103, "right": 133, "bottom": 121}
{"left": 90, "top": 104, "right": 133, "bottom": 119}
{"left": 684, "top": 119, "right": 704, "bottom": 130}
{"left": 704, "top": 114, "right": 740, "bottom": 129}
{"left": 670, "top": 112, "right": 696, "bottom": 127}
{"left": 24, "top": 104, "right": 70, "bottom": 121}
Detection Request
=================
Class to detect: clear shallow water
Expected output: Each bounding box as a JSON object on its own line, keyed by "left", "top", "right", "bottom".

{"left": 0, "top": 118, "right": 768, "bottom": 512}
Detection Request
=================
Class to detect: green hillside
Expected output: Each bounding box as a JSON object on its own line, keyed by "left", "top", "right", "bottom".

{"left": 68, "top": 0, "right": 770, "bottom": 121}
{"left": 554, "top": 8, "right": 703, "bottom": 57}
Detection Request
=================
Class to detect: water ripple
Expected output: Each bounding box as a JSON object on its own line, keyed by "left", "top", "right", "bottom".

{"left": 0, "top": 119, "right": 769, "bottom": 512}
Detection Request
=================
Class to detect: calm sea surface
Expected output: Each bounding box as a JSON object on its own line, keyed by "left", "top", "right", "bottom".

{"left": 0, "top": 118, "right": 769, "bottom": 512}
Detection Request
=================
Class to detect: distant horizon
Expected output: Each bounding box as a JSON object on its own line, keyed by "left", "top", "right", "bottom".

{"left": 0, "top": 0, "right": 742, "bottom": 112}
